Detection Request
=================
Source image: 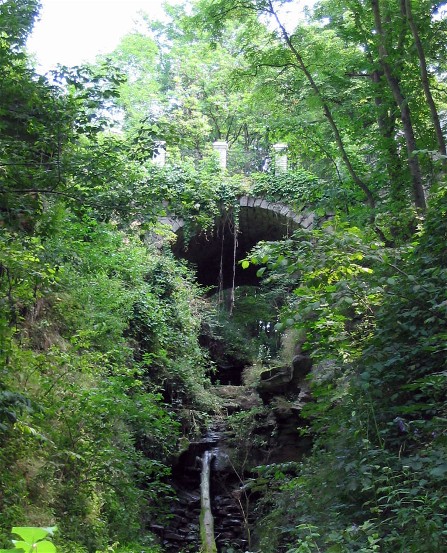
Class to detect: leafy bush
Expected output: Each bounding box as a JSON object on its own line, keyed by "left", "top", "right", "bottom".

{"left": 249, "top": 184, "right": 447, "bottom": 552}
{"left": 0, "top": 207, "right": 217, "bottom": 550}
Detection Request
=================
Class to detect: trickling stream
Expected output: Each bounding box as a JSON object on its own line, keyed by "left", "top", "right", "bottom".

{"left": 153, "top": 423, "right": 250, "bottom": 553}
{"left": 200, "top": 449, "right": 217, "bottom": 552}
{"left": 148, "top": 278, "right": 314, "bottom": 552}
{"left": 152, "top": 352, "right": 314, "bottom": 552}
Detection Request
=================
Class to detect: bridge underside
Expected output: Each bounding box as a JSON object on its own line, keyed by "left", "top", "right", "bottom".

{"left": 171, "top": 206, "right": 299, "bottom": 290}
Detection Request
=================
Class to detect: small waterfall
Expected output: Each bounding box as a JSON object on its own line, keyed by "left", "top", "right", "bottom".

{"left": 200, "top": 450, "right": 217, "bottom": 552}
{"left": 154, "top": 424, "right": 249, "bottom": 552}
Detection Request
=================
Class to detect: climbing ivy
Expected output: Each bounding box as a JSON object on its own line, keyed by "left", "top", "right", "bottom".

{"left": 251, "top": 169, "right": 321, "bottom": 207}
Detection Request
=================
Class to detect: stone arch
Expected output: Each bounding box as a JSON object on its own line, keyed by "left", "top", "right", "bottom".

{"left": 238, "top": 196, "right": 314, "bottom": 228}
{"left": 159, "top": 196, "right": 315, "bottom": 234}
{"left": 160, "top": 197, "right": 315, "bottom": 289}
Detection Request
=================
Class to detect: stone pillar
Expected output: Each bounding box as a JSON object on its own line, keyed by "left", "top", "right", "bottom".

{"left": 153, "top": 140, "right": 166, "bottom": 167}
{"left": 212, "top": 140, "right": 228, "bottom": 170}
{"left": 273, "top": 143, "right": 288, "bottom": 174}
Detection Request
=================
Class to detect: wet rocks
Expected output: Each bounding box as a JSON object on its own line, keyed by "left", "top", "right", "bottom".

{"left": 257, "top": 354, "right": 312, "bottom": 403}
{"left": 152, "top": 354, "right": 314, "bottom": 552}
{"left": 152, "top": 489, "right": 201, "bottom": 552}
{"left": 213, "top": 490, "right": 249, "bottom": 552}
{"left": 156, "top": 425, "right": 248, "bottom": 552}
{"left": 153, "top": 472, "right": 248, "bottom": 552}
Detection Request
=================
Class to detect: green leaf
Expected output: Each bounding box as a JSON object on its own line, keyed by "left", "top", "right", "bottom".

{"left": 33, "top": 544, "right": 55, "bottom": 553}
{"left": 12, "top": 529, "right": 50, "bottom": 544}
{"left": 12, "top": 543, "right": 32, "bottom": 553}
{"left": 429, "top": 464, "right": 447, "bottom": 477}
{"left": 11, "top": 528, "right": 56, "bottom": 553}
{"left": 241, "top": 260, "right": 250, "bottom": 269}
{"left": 256, "top": 267, "right": 266, "bottom": 277}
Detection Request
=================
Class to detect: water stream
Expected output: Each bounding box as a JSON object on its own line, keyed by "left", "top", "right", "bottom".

{"left": 152, "top": 349, "right": 313, "bottom": 551}
{"left": 154, "top": 423, "right": 249, "bottom": 552}
{"left": 200, "top": 449, "right": 217, "bottom": 552}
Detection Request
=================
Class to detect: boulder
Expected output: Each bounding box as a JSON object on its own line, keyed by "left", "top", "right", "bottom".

{"left": 257, "top": 355, "right": 312, "bottom": 402}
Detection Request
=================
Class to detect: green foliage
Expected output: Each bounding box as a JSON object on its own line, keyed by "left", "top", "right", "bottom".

{"left": 0, "top": 11, "right": 127, "bottom": 228}
{"left": 248, "top": 185, "right": 447, "bottom": 552}
{"left": 1, "top": 2, "right": 445, "bottom": 553}
{"left": 11, "top": 527, "right": 56, "bottom": 553}
{"left": 107, "top": 12, "right": 275, "bottom": 170}
{"left": 0, "top": 1, "right": 41, "bottom": 50}
{"left": 139, "top": 158, "right": 223, "bottom": 230}
{"left": 251, "top": 169, "right": 321, "bottom": 209}
{"left": 0, "top": 209, "right": 218, "bottom": 550}
{"left": 204, "top": 285, "right": 284, "bottom": 371}
{"left": 0, "top": 527, "right": 163, "bottom": 553}
{"left": 225, "top": 406, "right": 269, "bottom": 472}
{"left": 1, "top": 19, "right": 224, "bottom": 550}
{"left": 245, "top": 222, "right": 384, "bottom": 364}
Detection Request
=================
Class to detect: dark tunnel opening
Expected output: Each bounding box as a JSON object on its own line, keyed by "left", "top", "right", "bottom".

{"left": 170, "top": 206, "right": 300, "bottom": 386}
{"left": 171, "top": 207, "right": 299, "bottom": 290}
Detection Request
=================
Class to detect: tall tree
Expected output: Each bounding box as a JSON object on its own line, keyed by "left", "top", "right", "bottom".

{"left": 193, "top": 0, "right": 447, "bottom": 217}
{"left": 403, "top": 0, "right": 447, "bottom": 165}
{"left": 107, "top": 9, "right": 278, "bottom": 171}
{"left": 370, "top": 0, "right": 427, "bottom": 209}
{"left": 315, "top": 0, "right": 409, "bottom": 207}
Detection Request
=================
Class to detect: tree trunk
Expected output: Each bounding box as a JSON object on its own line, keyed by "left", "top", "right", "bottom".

{"left": 200, "top": 450, "right": 217, "bottom": 553}
{"left": 403, "top": 0, "right": 447, "bottom": 167}
{"left": 352, "top": 5, "right": 406, "bottom": 203}
{"left": 371, "top": 0, "right": 427, "bottom": 210}
{"left": 371, "top": 69, "right": 407, "bottom": 202}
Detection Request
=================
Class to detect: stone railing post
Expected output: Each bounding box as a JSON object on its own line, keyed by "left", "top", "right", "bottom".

{"left": 212, "top": 140, "right": 228, "bottom": 170}
{"left": 273, "top": 143, "right": 288, "bottom": 174}
{"left": 153, "top": 140, "right": 166, "bottom": 167}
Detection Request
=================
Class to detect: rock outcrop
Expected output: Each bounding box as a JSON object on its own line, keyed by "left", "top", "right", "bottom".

{"left": 257, "top": 354, "right": 312, "bottom": 402}
{"left": 254, "top": 354, "right": 313, "bottom": 462}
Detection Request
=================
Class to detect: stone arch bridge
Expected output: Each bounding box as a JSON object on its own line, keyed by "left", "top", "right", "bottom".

{"left": 159, "top": 196, "right": 315, "bottom": 290}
